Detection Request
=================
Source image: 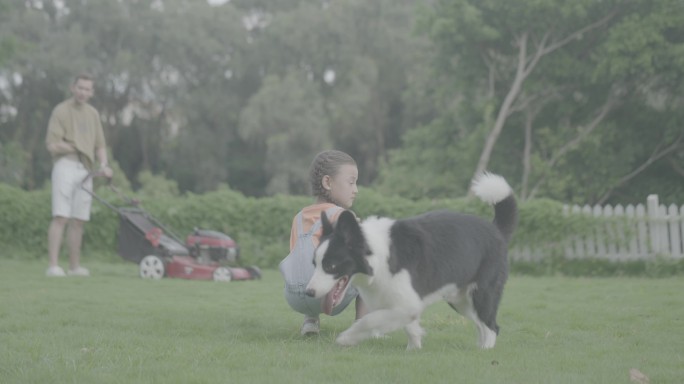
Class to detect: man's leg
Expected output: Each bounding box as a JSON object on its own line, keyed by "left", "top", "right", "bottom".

{"left": 67, "top": 219, "right": 85, "bottom": 270}
{"left": 49, "top": 157, "right": 74, "bottom": 270}
{"left": 48, "top": 216, "right": 69, "bottom": 267}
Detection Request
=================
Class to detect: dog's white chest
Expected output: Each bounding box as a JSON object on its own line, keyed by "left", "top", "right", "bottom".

{"left": 356, "top": 269, "right": 423, "bottom": 312}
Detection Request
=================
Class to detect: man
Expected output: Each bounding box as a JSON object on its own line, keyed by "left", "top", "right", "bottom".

{"left": 45, "top": 74, "right": 113, "bottom": 277}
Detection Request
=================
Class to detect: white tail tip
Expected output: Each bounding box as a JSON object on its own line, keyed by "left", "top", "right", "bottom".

{"left": 471, "top": 172, "right": 512, "bottom": 204}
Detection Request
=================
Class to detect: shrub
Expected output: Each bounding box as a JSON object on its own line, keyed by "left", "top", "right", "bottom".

{"left": 2, "top": 182, "right": 680, "bottom": 276}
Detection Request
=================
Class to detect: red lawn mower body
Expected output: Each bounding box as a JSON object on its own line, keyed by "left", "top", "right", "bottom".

{"left": 85, "top": 174, "right": 261, "bottom": 282}
{"left": 164, "top": 256, "right": 256, "bottom": 281}
{"left": 120, "top": 211, "right": 261, "bottom": 282}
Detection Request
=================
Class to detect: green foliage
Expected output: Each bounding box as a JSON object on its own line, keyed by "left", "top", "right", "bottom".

{"left": 136, "top": 170, "right": 180, "bottom": 198}
{"left": 375, "top": 119, "right": 480, "bottom": 200}
{"left": 511, "top": 198, "right": 598, "bottom": 248}
{"left": 5, "top": 181, "right": 678, "bottom": 277}
{"left": 0, "top": 141, "right": 28, "bottom": 187}
{"left": 407, "top": 0, "right": 684, "bottom": 204}
{"left": 238, "top": 72, "right": 331, "bottom": 195}
{"left": 2, "top": 0, "right": 684, "bottom": 206}
{"left": 2, "top": 0, "right": 684, "bottom": 275}
{"left": 353, "top": 186, "right": 480, "bottom": 220}
{"left": 595, "top": 0, "right": 684, "bottom": 83}
{"left": 0, "top": 0, "right": 19, "bottom": 66}
{"left": 512, "top": 257, "right": 684, "bottom": 278}
{"left": 0, "top": 184, "right": 51, "bottom": 255}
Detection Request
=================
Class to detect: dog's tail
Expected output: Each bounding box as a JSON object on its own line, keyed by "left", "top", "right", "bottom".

{"left": 471, "top": 172, "right": 517, "bottom": 243}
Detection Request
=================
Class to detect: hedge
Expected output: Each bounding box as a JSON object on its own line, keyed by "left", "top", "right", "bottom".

{"left": 2, "top": 182, "right": 681, "bottom": 276}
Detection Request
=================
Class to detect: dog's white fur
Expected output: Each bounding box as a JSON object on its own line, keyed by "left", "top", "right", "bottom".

{"left": 306, "top": 173, "right": 515, "bottom": 350}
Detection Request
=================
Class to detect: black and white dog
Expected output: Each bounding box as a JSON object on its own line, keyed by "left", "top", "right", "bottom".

{"left": 305, "top": 172, "right": 517, "bottom": 350}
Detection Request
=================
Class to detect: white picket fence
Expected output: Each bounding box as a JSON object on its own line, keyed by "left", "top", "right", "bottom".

{"left": 511, "top": 195, "right": 684, "bottom": 262}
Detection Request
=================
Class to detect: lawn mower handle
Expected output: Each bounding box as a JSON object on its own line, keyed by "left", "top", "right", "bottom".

{"left": 81, "top": 170, "right": 112, "bottom": 185}
{"left": 80, "top": 171, "right": 141, "bottom": 212}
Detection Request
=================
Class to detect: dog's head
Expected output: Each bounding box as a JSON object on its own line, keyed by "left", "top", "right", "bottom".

{"left": 305, "top": 210, "right": 373, "bottom": 313}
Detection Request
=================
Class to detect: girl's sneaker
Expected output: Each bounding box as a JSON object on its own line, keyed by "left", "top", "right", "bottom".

{"left": 300, "top": 316, "right": 320, "bottom": 336}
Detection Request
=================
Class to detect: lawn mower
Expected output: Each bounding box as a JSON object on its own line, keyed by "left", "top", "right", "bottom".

{"left": 84, "top": 174, "right": 261, "bottom": 282}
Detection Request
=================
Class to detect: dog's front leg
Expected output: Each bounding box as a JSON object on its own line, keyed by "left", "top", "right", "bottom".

{"left": 404, "top": 319, "right": 426, "bottom": 350}
{"left": 336, "top": 309, "right": 414, "bottom": 347}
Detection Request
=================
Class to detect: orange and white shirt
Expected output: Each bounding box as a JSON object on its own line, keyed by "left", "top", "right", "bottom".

{"left": 289, "top": 203, "right": 347, "bottom": 251}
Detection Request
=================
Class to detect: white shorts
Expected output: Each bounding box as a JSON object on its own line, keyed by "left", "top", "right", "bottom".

{"left": 51, "top": 156, "right": 92, "bottom": 221}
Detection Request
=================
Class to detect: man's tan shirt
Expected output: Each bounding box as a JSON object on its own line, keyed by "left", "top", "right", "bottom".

{"left": 46, "top": 99, "right": 106, "bottom": 170}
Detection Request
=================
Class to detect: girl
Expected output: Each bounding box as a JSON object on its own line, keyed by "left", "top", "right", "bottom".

{"left": 279, "top": 150, "right": 365, "bottom": 335}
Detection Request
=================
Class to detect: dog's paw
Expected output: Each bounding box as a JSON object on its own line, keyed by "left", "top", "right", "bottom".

{"left": 336, "top": 331, "right": 359, "bottom": 347}
{"left": 406, "top": 340, "right": 423, "bottom": 350}
{"left": 370, "top": 330, "right": 388, "bottom": 339}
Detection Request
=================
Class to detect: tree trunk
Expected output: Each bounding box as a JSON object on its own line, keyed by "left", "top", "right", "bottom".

{"left": 471, "top": 12, "right": 617, "bottom": 184}
{"left": 521, "top": 109, "right": 534, "bottom": 201}
{"left": 472, "top": 33, "right": 529, "bottom": 182}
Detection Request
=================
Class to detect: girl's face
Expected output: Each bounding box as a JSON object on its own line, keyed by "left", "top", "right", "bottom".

{"left": 323, "top": 163, "right": 358, "bottom": 209}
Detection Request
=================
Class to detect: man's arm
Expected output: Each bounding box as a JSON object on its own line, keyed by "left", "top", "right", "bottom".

{"left": 93, "top": 109, "right": 112, "bottom": 177}
{"left": 45, "top": 108, "right": 77, "bottom": 156}
{"left": 96, "top": 146, "right": 108, "bottom": 168}
{"left": 96, "top": 146, "right": 113, "bottom": 178}
{"left": 46, "top": 141, "right": 77, "bottom": 156}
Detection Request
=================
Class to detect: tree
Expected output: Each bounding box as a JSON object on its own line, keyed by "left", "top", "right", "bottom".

{"left": 380, "top": 0, "right": 684, "bottom": 204}
{"left": 238, "top": 72, "right": 331, "bottom": 195}
{"left": 587, "top": 0, "right": 684, "bottom": 203}
{"left": 3, "top": 0, "right": 682, "bottom": 204}
{"left": 1, "top": 0, "right": 256, "bottom": 192}
{"left": 250, "top": 0, "right": 430, "bottom": 184}
{"left": 423, "top": 0, "right": 621, "bottom": 181}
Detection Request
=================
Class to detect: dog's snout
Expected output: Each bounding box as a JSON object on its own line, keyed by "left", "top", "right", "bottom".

{"left": 305, "top": 288, "right": 315, "bottom": 297}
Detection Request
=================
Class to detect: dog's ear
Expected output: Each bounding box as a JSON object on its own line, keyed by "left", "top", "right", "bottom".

{"left": 336, "top": 210, "right": 364, "bottom": 249}
{"left": 336, "top": 211, "right": 373, "bottom": 277}
{"left": 321, "top": 211, "right": 334, "bottom": 237}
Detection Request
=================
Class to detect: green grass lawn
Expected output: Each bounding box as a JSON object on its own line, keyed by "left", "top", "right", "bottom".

{"left": 1, "top": 258, "right": 682, "bottom": 384}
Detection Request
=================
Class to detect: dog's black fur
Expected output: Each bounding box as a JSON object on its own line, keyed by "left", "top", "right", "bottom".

{"left": 306, "top": 173, "right": 517, "bottom": 349}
